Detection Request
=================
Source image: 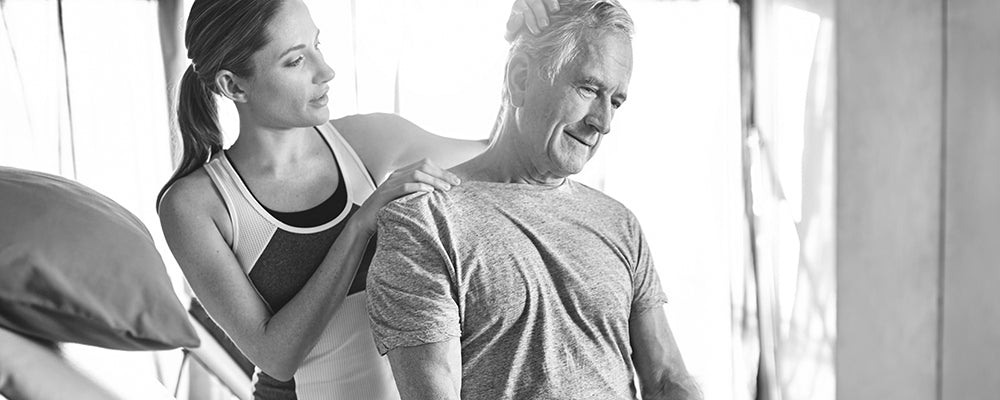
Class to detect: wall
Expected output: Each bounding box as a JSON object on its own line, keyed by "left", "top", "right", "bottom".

{"left": 835, "top": 1, "right": 944, "bottom": 399}
{"left": 942, "top": 0, "right": 1000, "bottom": 398}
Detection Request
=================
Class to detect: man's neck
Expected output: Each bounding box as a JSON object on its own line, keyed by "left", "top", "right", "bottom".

{"left": 452, "top": 124, "right": 566, "bottom": 187}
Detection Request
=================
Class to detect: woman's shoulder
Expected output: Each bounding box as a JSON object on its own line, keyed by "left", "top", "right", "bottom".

{"left": 158, "top": 166, "right": 224, "bottom": 218}
{"left": 159, "top": 164, "right": 235, "bottom": 244}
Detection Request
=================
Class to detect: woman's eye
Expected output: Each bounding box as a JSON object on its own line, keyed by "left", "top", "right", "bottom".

{"left": 288, "top": 56, "right": 304, "bottom": 67}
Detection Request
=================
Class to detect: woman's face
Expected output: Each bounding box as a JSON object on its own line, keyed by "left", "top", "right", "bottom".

{"left": 240, "top": 0, "right": 335, "bottom": 129}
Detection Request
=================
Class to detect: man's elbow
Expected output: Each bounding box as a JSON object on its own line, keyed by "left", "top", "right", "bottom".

{"left": 642, "top": 374, "right": 703, "bottom": 400}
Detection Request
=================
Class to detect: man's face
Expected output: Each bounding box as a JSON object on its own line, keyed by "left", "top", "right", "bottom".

{"left": 516, "top": 31, "right": 633, "bottom": 178}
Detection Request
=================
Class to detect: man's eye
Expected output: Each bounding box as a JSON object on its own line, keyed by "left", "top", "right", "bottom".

{"left": 579, "top": 86, "right": 598, "bottom": 96}
{"left": 612, "top": 100, "right": 622, "bottom": 109}
{"left": 315, "top": 41, "right": 322, "bottom": 51}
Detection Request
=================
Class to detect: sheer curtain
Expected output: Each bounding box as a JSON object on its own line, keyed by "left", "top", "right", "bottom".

{"left": 747, "top": 0, "right": 836, "bottom": 399}
{"left": 0, "top": 0, "right": 182, "bottom": 395}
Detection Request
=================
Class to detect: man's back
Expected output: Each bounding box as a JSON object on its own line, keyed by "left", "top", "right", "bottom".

{"left": 367, "top": 179, "right": 668, "bottom": 399}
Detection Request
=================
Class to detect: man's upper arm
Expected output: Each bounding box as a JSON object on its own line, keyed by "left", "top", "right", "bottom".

{"left": 629, "top": 308, "right": 701, "bottom": 400}
{"left": 366, "top": 196, "right": 461, "bottom": 352}
{"left": 367, "top": 197, "right": 463, "bottom": 398}
{"left": 625, "top": 212, "right": 699, "bottom": 399}
{"left": 628, "top": 215, "right": 669, "bottom": 316}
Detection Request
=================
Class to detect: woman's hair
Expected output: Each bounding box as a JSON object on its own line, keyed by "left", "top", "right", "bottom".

{"left": 156, "top": 0, "right": 284, "bottom": 208}
{"left": 489, "top": 0, "right": 634, "bottom": 146}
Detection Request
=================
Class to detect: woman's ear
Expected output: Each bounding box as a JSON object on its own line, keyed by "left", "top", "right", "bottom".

{"left": 215, "top": 70, "right": 249, "bottom": 103}
{"left": 506, "top": 53, "right": 530, "bottom": 108}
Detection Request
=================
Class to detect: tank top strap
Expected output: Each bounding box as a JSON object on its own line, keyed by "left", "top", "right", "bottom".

{"left": 316, "top": 122, "right": 379, "bottom": 199}
{"left": 203, "top": 153, "right": 277, "bottom": 275}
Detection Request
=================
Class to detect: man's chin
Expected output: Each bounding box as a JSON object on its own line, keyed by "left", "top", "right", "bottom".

{"left": 556, "top": 161, "right": 589, "bottom": 177}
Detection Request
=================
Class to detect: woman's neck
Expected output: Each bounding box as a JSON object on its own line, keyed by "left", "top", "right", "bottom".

{"left": 227, "top": 123, "right": 320, "bottom": 178}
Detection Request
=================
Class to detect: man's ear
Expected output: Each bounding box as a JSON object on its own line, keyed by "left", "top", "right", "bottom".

{"left": 506, "top": 53, "right": 530, "bottom": 108}
{"left": 215, "top": 70, "right": 249, "bottom": 103}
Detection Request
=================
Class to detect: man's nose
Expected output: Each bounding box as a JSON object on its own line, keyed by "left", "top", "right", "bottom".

{"left": 585, "top": 98, "right": 613, "bottom": 135}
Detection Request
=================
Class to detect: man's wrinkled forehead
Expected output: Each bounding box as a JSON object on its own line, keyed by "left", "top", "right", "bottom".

{"left": 564, "top": 30, "right": 632, "bottom": 91}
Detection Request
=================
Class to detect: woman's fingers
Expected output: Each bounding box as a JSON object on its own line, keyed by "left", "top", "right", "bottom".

{"left": 398, "top": 159, "right": 460, "bottom": 186}
{"left": 544, "top": 0, "right": 560, "bottom": 12}
{"left": 521, "top": 4, "right": 540, "bottom": 35}
{"left": 412, "top": 169, "right": 454, "bottom": 192}
{"left": 505, "top": 0, "right": 557, "bottom": 41}
{"left": 415, "top": 160, "right": 461, "bottom": 186}
{"left": 400, "top": 182, "right": 435, "bottom": 194}
{"left": 505, "top": 10, "right": 524, "bottom": 42}
{"left": 525, "top": 0, "right": 550, "bottom": 30}
{"left": 381, "top": 159, "right": 461, "bottom": 199}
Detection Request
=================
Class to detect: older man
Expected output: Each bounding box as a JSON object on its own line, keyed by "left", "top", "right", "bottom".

{"left": 366, "top": 1, "right": 700, "bottom": 399}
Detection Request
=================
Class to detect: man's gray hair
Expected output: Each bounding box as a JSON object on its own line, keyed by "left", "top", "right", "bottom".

{"left": 489, "top": 0, "right": 633, "bottom": 145}
{"left": 506, "top": 0, "right": 633, "bottom": 94}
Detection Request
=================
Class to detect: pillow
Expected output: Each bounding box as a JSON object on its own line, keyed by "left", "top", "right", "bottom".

{"left": 0, "top": 167, "right": 199, "bottom": 350}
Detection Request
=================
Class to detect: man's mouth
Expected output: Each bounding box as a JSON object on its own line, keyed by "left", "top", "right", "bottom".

{"left": 565, "top": 130, "right": 596, "bottom": 147}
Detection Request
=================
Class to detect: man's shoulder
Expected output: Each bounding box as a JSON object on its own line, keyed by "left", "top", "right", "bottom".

{"left": 377, "top": 188, "right": 466, "bottom": 228}
{"left": 567, "top": 180, "right": 638, "bottom": 221}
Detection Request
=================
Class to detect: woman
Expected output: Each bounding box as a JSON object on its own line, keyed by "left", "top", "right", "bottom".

{"left": 156, "top": 0, "right": 555, "bottom": 399}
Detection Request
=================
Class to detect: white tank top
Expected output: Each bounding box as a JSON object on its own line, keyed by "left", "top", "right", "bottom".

{"left": 203, "top": 122, "right": 400, "bottom": 400}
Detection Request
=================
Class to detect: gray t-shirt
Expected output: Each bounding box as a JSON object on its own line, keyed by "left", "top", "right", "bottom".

{"left": 366, "top": 180, "right": 668, "bottom": 399}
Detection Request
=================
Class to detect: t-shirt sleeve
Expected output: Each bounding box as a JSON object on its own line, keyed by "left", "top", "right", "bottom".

{"left": 628, "top": 214, "right": 669, "bottom": 318}
{"left": 366, "top": 196, "right": 461, "bottom": 356}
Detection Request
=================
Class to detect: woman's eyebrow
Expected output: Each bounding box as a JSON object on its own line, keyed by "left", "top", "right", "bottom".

{"left": 278, "top": 29, "right": 321, "bottom": 59}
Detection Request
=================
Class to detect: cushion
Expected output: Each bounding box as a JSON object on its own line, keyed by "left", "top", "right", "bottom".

{"left": 0, "top": 167, "right": 199, "bottom": 350}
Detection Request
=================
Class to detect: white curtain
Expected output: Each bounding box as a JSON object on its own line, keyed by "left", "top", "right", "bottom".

{"left": 0, "top": 0, "right": 182, "bottom": 396}
{"left": 749, "top": 0, "right": 836, "bottom": 399}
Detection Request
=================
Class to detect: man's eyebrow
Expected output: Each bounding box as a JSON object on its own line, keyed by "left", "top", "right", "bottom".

{"left": 577, "top": 76, "right": 605, "bottom": 87}
{"left": 578, "top": 76, "right": 627, "bottom": 101}
{"left": 278, "top": 29, "right": 321, "bottom": 59}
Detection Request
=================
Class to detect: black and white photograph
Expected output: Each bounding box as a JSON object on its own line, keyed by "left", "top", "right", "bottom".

{"left": 0, "top": 0, "right": 996, "bottom": 399}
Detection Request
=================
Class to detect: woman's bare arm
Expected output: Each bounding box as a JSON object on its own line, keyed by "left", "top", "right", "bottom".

{"left": 333, "top": 113, "right": 487, "bottom": 183}
{"left": 158, "top": 169, "right": 368, "bottom": 381}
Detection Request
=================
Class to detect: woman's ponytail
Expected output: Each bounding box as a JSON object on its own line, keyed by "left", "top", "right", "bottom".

{"left": 155, "top": 64, "right": 222, "bottom": 209}
{"left": 156, "top": 0, "right": 282, "bottom": 210}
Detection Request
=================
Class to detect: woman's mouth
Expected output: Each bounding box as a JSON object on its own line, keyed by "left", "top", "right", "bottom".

{"left": 311, "top": 93, "right": 329, "bottom": 106}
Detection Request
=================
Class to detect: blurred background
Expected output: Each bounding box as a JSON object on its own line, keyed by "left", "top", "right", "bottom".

{"left": 1, "top": 0, "right": 997, "bottom": 399}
